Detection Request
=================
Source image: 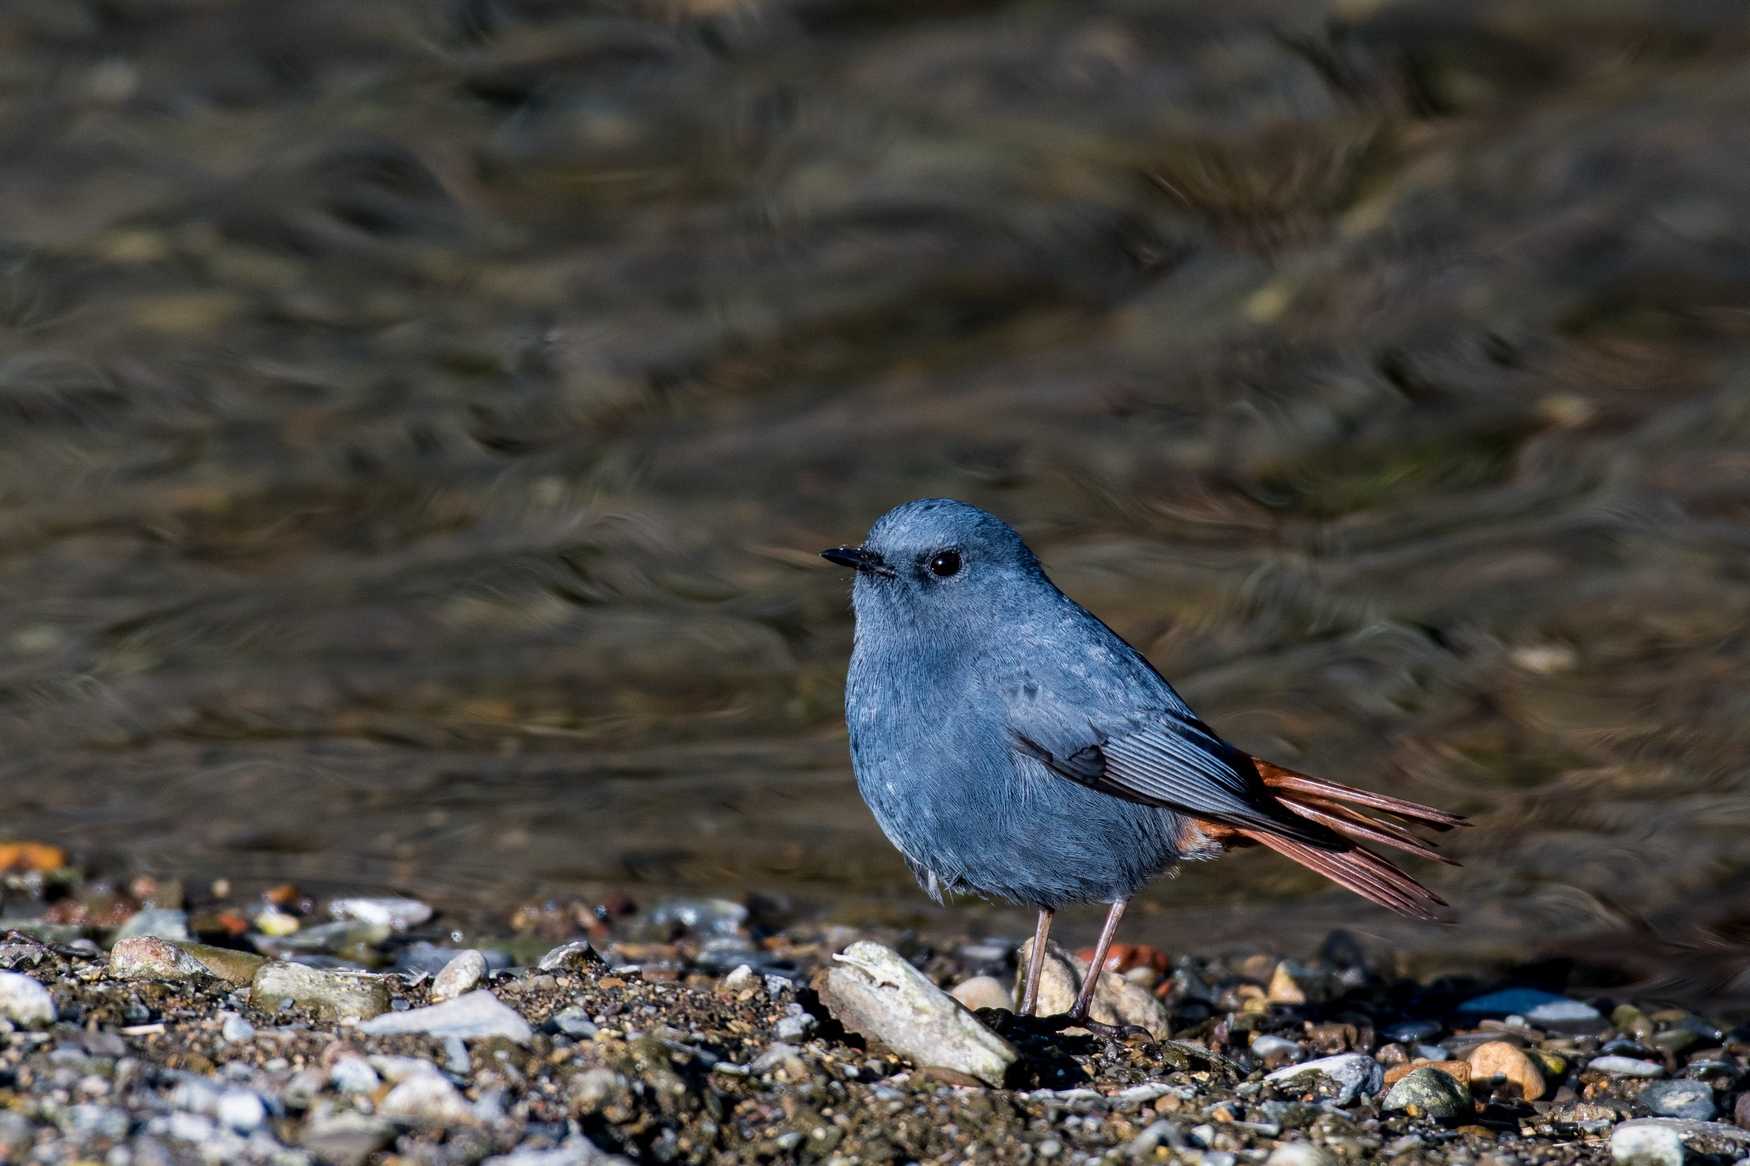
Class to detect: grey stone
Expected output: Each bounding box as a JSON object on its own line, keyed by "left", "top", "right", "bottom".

{"left": 63, "top": 1103, "right": 129, "bottom": 1141}
{"left": 1383, "top": 1021, "right": 1441, "bottom": 1043}
{"left": 549, "top": 1006, "right": 598, "bottom": 1039}
{"left": 1249, "top": 1035, "right": 1301, "bottom": 1064}
{"left": 216, "top": 1089, "right": 266, "bottom": 1133}
{"left": 818, "top": 941, "right": 1016, "bottom": 1087}
{"left": 379, "top": 1072, "right": 476, "bottom": 1125}
{"left": 114, "top": 908, "right": 191, "bottom": 943}
{"left": 430, "top": 949, "right": 487, "bottom": 1003}
{"left": 1014, "top": 939, "right": 1170, "bottom": 1039}
{"left": 0, "top": 971, "right": 55, "bottom": 1026}
{"left": 1265, "top": 1145, "right": 1337, "bottom": 1166}
{"left": 249, "top": 962, "right": 391, "bottom": 1021}
{"left": 1265, "top": 1054, "right": 1384, "bottom": 1106}
{"left": 537, "top": 941, "right": 602, "bottom": 972}
{"left": 217, "top": 1011, "right": 255, "bottom": 1043}
{"left": 1641, "top": 1080, "right": 1715, "bottom": 1121}
{"left": 300, "top": 1112, "right": 395, "bottom": 1166}
{"left": 0, "top": 1110, "right": 34, "bottom": 1153}
{"left": 1612, "top": 1121, "right": 1686, "bottom": 1166}
{"left": 328, "top": 897, "right": 433, "bottom": 931}
{"left": 1381, "top": 1067, "right": 1472, "bottom": 1122}
{"left": 643, "top": 897, "right": 747, "bottom": 937}
{"left": 358, "top": 989, "right": 532, "bottom": 1043}
{"left": 109, "top": 938, "right": 264, "bottom": 985}
{"left": 328, "top": 1054, "right": 381, "bottom": 1095}
{"left": 1592, "top": 1056, "right": 1666, "bottom": 1078}
{"left": 1612, "top": 1118, "right": 1750, "bottom": 1159}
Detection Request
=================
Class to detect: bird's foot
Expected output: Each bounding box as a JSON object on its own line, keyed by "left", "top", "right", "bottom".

{"left": 1037, "top": 1011, "right": 1154, "bottom": 1043}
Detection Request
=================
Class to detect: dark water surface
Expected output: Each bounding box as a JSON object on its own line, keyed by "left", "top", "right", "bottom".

{"left": 3, "top": 1, "right": 1750, "bottom": 999}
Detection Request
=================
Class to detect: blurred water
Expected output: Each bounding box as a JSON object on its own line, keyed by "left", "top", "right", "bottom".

{"left": 1, "top": 0, "right": 1749, "bottom": 998}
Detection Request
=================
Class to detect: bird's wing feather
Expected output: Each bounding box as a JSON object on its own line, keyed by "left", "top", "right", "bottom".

{"left": 1009, "top": 690, "right": 1329, "bottom": 844}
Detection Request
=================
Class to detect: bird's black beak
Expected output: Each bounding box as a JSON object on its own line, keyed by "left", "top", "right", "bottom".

{"left": 821, "top": 545, "right": 896, "bottom": 578}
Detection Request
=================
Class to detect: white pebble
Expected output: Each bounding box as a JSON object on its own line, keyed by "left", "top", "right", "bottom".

{"left": 216, "top": 1089, "right": 266, "bottom": 1133}
{"left": 0, "top": 972, "right": 55, "bottom": 1027}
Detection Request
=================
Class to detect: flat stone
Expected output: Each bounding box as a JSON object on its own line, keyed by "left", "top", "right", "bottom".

{"left": 1641, "top": 1080, "right": 1715, "bottom": 1121}
{"left": 1381, "top": 1067, "right": 1472, "bottom": 1122}
{"left": 300, "top": 1112, "right": 395, "bottom": 1166}
{"left": 329, "top": 897, "right": 433, "bottom": 931}
{"left": 538, "top": 941, "right": 603, "bottom": 972}
{"left": 0, "top": 971, "right": 55, "bottom": 1027}
{"left": 1591, "top": 1056, "right": 1666, "bottom": 1078}
{"left": 1014, "top": 939, "right": 1170, "bottom": 1039}
{"left": 359, "top": 990, "right": 532, "bottom": 1044}
{"left": 1466, "top": 1040, "right": 1546, "bottom": 1101}
{"left": 249, "top": 961, "right": 391, "bottom": 1021}
{"left": 430, "top": 949, "right": 487, "bottom": 1003}
{"left": 109, "top": 938, "right": 265, "bottom": 985}
{"left": 1266, "top": 1054, "right": 1384, "bottom": 1106}
{"left": 818, "top": 941, "right": 1016, "bottom": 1087}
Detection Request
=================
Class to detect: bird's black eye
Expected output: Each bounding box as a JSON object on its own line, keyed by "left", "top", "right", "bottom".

{"left": 928, "top": 550, "right": 962, "bottom": 578}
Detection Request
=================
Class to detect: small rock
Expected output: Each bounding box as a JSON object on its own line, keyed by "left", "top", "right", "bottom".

{"left": 1250, "top": 1034, "right": 1301, "bottom": 1067}
{"left": 109, "top": 938, "right": 264, "bottom": 985}
{"left": 300, "top": 1112, "right": 395, "bottom": 1166}
{"left": 1384, "top": 1059, "right": 1471, "bottom": 1089}
{"left": 817, "top": 941, "right": 1016, "bottom": 1087}
{"left": 1015, "top": 939, "right": 1170, "bottom": 1038}
{"left": 949, "top": 975, "right": 1012, "bottom": 1013}
{"left": 0, "top": 1110, "right": 34, "bottom": 1154}
{"left": 1383, "top": 1020, "right": 1442, "bottom": 1043}
{"left": 0, "top": 970, "right": 55, "bottom": 1027}
{"left": 1735, "top": 1091, "right": 1750, "bottom": 1129}
{"left": 430, "top": 949, "right": 487, "bottom": 1003}
{"left": 643, "top": 897, "right": 748, "bottom": 938}
{"left": 538, "top": 941, "right": 603, "bottom": 972}
{"left": 1265, "top": 1053, "right": 1384, "bottom": 1106}
{"left": 1381, "top": 1067, "right": 1472, "bottom": 1122}
{"left": 1266, "top": 962, "right": 1309, "bottom": 1005}
{"left": 549, "top": 1006, "right": 598, "bottom": 1039}
{"left": 721, "top": 964, "right": 757, "bottom": 991}
{"left": 328, "top": 1054, "right": 381, "bottom": 1094}
{"left": 114, "top": 908, "right": 191, "bottom": 942}
{"left": 1466, "top": 1040, "right": 1546, "bottom": 1101}
{"left": 1592, "top": 1056, "right": 1666, "bottom": 1079}
{"left": 774, "top": 1005, "right": 816, "bottom": 1041}
{"left": 218, "top": 1011, "right": 255, "bottom": 1043}
{"left": 1612, "top": 1121, "right": 1686, "bottom": 1166}
{"left": 1641, "top": 1080, "right": 1715, "bottom": 1121}
{"left": 254, "top": 908, "right": 300, "bottom": 937}
{"left": 379, "top": 1071, "right": 477, "bottom": 1125}
{"left": 1265, "top": 1146, "right": 1336, "bottom": 1166}
{"left": 359, "top": 990, "right": 532, "bottom": 1043}
{"left": 249, "top": 961, "right": 391, "bottom": 1021}
{"left": 482, "top": 1138, "right": 626, "bottom": 1165}
{"left": 216, "top": 1089, "right": 265, "bottom": 1133}
{"left": 329, "top": 897, "right": 433, "bottom": 931}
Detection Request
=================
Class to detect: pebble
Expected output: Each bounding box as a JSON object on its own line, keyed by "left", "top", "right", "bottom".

{"left": 1265, "top": 1054, "right": 1384, "bottom": 1106}
{"left": 249, "top": 961, "right": 391, "bottom": 1021}
{"left": 430, "top": 949, "right": 488, "bottom": 1003}
{"left": 1641, "top": 1080, "right": 1715, "bottom": 1121}
{"left": 549, "top": 1006, "right": 599, "bottom": 1039}
{"left": 358, "top": 989, "right": 533, "bottom": 1043}
{"left": 643, "top": 897, "right": 747, "bottom": 938}
{"left": 1015, "top": 939, "right": 1170, "bottom": 1038}
{"left": 216, "top": 1088, "right": 266, "bottom": 1133}
{"left": 949, "top": 975, "right": 1012, "bottom": 1013}
{"left": 328, "top": 1054, "right": 381, "bottom": 1094}
{"left": 721, "top": 964, "right": 757, "bottom": 991}
{"left": 538, "top": 940, "right": 603, "bottom": 971}
{"left": 328, "top": 896, "right": 433, "bottom": 931}
{"left": 0, "top": 1111, "right": 33, "bottom": 1154}
{"left": 114, "top": 908, "right": 191, "bottom": 942}
{"left": 1592, "top": 1055, "right": 1666, "bottom": 1078}
{"left": 217, "top": 1011, "right": 255, "bottom": 1043}
{"left": 482, "top": 1139, "right": 626, "bottom": 1165}
{"left": 1265, "top": 1145, "right": 1337, "bottom": 1166}
{"left": 378, "top": 1071, "right": 477, "bottom": 1125}
{"left": 110, "top": 938, "right": 265, "bottom": 985}
{"left": 1383, "top": 1020, "right": 1442, "bottom": 1043}
{"left": 300, "top": 1112, "right": 395, "bottom": 1165}
{"left": 1466, "top": 1040, "right": 1546, "bottom": 1101}
{"left": 1380, "top": 1067, "right": 1472, "bottom": 1122}
{"left": 1611, "top": 1121, "right": 1686, "bottom": 1166}
{"left": 1249, "top": 1035, "right": 1301, "bottom": 1065}
{"left": 818, "top": 941, "right": 1016, "bottom": 1087}
{"left": 774, "top": 1005, "right": 816, "bottom": 1041}
{"left": 0, "top": 970, "right": 55, "bottom": 1027}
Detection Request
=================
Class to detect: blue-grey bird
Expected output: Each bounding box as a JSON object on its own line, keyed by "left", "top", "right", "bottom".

{"left": 823, "top": 498, "right": 1464, "bottom": 1033}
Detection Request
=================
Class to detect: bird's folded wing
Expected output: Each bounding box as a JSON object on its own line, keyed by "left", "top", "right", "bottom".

{"left": 1010, "top": 696, "right": 1328, "bottom": 844}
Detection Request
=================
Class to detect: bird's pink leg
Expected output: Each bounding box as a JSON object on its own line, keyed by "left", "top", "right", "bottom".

{"left": 1019, "top": 907, "right": 1054, "bottom": 1016}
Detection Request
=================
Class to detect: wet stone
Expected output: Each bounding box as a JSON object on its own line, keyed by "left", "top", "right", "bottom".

{"left": 1381, "top": 1067, "right": 1472, "bottom": 1123}
{"left": 1265, "top": 1054, "right": 1384, "bottom": 1106}
{"left": 1467, "top": 1039, "right": 1546, "bottom": 1101}
{"left": 1612, "top": 1121, "right": 1686, "bottom": 1166}
{"left": 328, "top": 896, "right": 433, "bottom": 931}
{"left": 1641, "top": 1079, "right": 1715, "bottom": 1121}
{"left": 538, "top": 940, "right": 603, "bottom": 972}
{"left": 1592, "top": 1055, "right": 1666, "bottom": 1078}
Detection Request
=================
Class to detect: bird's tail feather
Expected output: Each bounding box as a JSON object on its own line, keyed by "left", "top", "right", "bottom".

{"left": 1235, "top": 758, "right": 1468, "bottom": 922}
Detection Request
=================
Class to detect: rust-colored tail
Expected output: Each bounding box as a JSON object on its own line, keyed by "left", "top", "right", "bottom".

{"left": 1235, "top": 759, "right": 1467, "bottom": 921}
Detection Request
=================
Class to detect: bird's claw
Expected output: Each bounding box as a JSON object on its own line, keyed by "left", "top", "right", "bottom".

{"left": 1037, "top": 1012, "right": 1154, "bottom": 1043}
